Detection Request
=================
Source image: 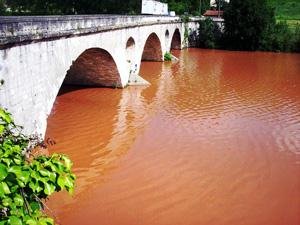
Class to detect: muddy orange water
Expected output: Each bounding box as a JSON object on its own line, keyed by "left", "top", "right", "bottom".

{"left": 46, "top": 49, "right": 300, "bottom": 225}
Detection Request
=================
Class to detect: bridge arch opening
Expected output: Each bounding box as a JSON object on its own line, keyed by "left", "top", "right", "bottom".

{"left": 126, "top": 37, "right": 136, "bottom": 63}
{"left": 171, "top": 28, "right": 181, "bottom": 50}
{"left": 141, "top": 33, "right": 163, "bottom": 61}
{"left": 165, "top": 30, "right": 170, "bottom": 49}
{"left": 165, "top": 30, "right": 170, "bottom": 39}
{"left": 64, "top": 48, "right": 122, "bottom": 87}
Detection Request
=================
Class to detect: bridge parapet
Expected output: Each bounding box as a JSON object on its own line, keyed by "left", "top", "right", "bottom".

{"left": 0, "top": 15, "right": 181, "bottom": 48}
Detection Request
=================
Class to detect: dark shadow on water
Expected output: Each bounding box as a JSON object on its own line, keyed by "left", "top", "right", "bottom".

{"left": 57, "top": 84, "right": 90, "bottom": 96}
{"left": 58, "top": 83, "right": 119, "bottom": 97}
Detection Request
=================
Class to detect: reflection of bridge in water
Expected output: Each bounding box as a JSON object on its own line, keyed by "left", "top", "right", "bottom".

{"left": 45, "top": 58, "right": 179, "bottom": 215}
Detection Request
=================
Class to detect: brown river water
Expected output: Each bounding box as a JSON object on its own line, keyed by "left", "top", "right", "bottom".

{"left": 46, "top": 49, "right": 300, "bottom": 225}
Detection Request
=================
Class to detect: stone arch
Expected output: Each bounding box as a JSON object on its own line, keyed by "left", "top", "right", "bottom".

{"left": 64, "top": 48, "right": 122, "bottom": 87}
{"left": 141, "top": 32, "right": 163, "bottom": 61}
{"left": 171, "top": 28, "right": 181, "bottom": 50}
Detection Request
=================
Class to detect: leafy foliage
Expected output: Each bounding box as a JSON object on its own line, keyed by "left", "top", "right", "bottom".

{"left": 0, "top": 108, "right": 75, "bottom": 224}
{"left": 223, "top": 0, "right": 276, "bottom": 51}
{"left": 197, "top": 18, "right": 222, "bottom": 49}
{"left": 261, "top": 21, "right": 300, "bottom": 52}
{"left": 164, "top": 52, "right": 172, "bottom": 61}
{"left": 268, "top": 0, "right": 300, "bottom": 20}
{"left": 1, "top": 0, "right": 141, "bottom": 15}
{"left": 1, "top": 0, "right": 211, "bottom": 16}
{"left": 0, "top": 1, "right": 4, "bottom": 15}
{"left": 221, "top": 0, "right": 300, "bottom": 52}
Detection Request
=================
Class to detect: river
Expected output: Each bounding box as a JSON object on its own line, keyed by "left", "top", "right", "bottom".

{"left": 46, "top": 49, "right": 300, "bottom": 225}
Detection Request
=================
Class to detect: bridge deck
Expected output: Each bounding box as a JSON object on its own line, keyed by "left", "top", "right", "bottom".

{"left": 0, "top": 15, "right": 182, "bottom": 48}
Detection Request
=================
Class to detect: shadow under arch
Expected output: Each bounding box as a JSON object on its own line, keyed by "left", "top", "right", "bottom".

{"left": 141, "top": 32, "right": 163, "bottom": 61}
{"left": 171, "top": 28, "right": 181, "bottom": 50}
{"left": 64, "top": 48, "right": 122, "bottom": 88}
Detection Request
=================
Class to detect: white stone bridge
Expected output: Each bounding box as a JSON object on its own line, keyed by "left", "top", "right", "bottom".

{"left": 0, "top": 15, "right": 199, "bottom": 136}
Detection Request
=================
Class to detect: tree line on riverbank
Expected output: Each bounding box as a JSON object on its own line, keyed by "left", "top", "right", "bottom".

{"left": 197, "top": 0, "right": 300, "bottom": 52}
{"left": 0, "top": 0, "right": 211, "bottom": 16}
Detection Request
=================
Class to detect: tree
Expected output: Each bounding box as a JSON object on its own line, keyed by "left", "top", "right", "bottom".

{"left": 197, "top": 17, "right": 222, "bottom": 48}
{"left": 223, "top": 0, "right": 275, "bottom": 50}
{"left": 0, "top": 0, "right": 5, "bottom": 15}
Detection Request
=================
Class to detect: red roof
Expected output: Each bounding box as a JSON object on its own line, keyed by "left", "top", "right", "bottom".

{"left": 203, "top": 10, "right": 223, "bottom": 17}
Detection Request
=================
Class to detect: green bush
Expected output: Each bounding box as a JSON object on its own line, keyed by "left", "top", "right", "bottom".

{"left": 164, "top": 52, "right": 172, "bottom": 61}
{"left": 260, "top": 21, "right": 300, "bottom": 52}
{"left": 0, "top": 108, "right": 75, "bottom": 225}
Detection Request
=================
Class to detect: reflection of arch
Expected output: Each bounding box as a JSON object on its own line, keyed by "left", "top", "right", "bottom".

{"left": 171, "top": 28, "right": 181, "bottom": 50}
{"left": 141, "top": 33, "right": 163, "bottom": 61}
{"left": 64, "top": 48, "right": 121, "bottom": 87}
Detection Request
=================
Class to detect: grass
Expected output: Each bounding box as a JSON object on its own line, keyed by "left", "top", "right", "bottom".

{"left": 268, "top": 0, "right": 300, "bottom": 20}
{"left": 276, "top": 19, "right": 300, "bottom": 30}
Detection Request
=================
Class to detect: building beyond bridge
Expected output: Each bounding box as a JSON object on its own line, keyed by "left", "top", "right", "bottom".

{"left": 0, "top": 15, "right": 200, "bottom": 136}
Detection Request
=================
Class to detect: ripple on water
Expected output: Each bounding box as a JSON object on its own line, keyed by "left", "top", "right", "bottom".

{"left": 46, "top": 49, "right": 300, "bottom": 225}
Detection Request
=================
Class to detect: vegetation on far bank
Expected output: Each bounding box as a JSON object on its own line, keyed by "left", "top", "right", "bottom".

{"left": 268, "top": 0, "right": 300, "bottom": 20}
{"left": 0, "top": 0, "right": 212, "bottom": 16}
{"left": 197, "top": 0, "right": 300, "bottom": 53}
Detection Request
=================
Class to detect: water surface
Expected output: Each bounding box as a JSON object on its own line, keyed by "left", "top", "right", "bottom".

{"left": 46, "top": 49, "right": 300, "bottom": 225}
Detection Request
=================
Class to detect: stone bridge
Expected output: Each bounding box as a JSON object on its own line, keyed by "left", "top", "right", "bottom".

{"left": 0, "top": 15, "right": 199, "bottom": 136}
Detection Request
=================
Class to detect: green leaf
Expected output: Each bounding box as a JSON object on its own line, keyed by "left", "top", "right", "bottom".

{"left": 39, "top": 218, "right": 54, "bottom": 225}
{"left": 61, "top": 155, "right": 72, "bottom": 170}
{"left": 44, "top": 182, "right": 56, "bottom": 196}
{"left": 9, "top": 166, "right": 30, "bottom": 183}
{"left": 48, "top": 172, "right": 57, "bottom": 183}
{"left": 2, "top": 197, "right": 12, "bottom": 206}
{"left": 39, "top": 169, "right": 51, "bottom": 177}
{"left": 8, "top": 166, "right": 22, "bottom": 174}
{"left": 0, "top": 182, "right": 11, "bottom": 196}
{"left": 29, "top": 201, "right": 41, "bottom": 211}
{"left": 57, "top": 176, "right": 65, "bottom": 189}
{"left": 13, "top": 158, "right": 22, "bottom": 165}
{"left": 0, "top": 163, "right": 8, "bottom": 181}
{"left": 26, "top": 219, "right": 37, "bottom": 225}
{"left": 8, "top": 216, "right": 22, "bottom": 225}
{"left": 57, "top": 174, "right": 74, "bottom": 190}
{"left": 29, "top": 181, "right": 43, "bottom": 193}
{"left": 0, "top": 124, "right": 5, "bottom": 135}
{"left": 0, "top": 109, "right": 12, "bottom": 124}
{"left": 14, "top": 194, "right": 24, "bottom": 206}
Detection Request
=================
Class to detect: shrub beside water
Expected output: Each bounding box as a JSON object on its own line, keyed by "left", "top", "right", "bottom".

{"left": 261, "top": 21, "right": 300, "bottom": 52}
{"left": 164, "top": 52, "right": 172, "bottom": 61}
{"left": 0, "top": 108, "right": 75, "bottom": 224}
